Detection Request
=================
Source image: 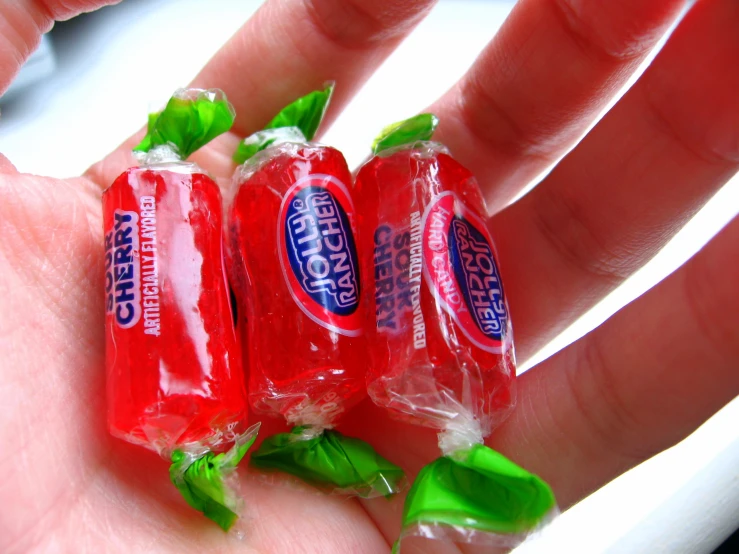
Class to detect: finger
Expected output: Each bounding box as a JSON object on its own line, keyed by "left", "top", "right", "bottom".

{"left": 0, "top": 1, "right": 120, "bottom": 94}
{"left": 193, "top": 0, "right": 436, "bottom": 138}
{"left": 0, "top": 153, "right": 17, "bottom": 173}
{"left": 488, "top": 213, "right": 739, "bottom": 509}
{"left": 491, "top": 0, "right": 739, "bottom": 360}
{"left": 85, "top": 0, "right": 438, "bottom": 187}
{"left": 429, "top": 0, "right": 685, "bottom": 212}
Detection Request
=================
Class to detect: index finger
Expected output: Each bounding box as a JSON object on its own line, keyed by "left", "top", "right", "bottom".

{"left": 85, "top": 0, "right": 438, "bottom": 187}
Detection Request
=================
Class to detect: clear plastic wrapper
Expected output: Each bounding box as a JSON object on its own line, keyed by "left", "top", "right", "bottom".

{"left": 354, "top": 115, "right": 556, "bottom": 551}
{"left": 103, "top": 89, "right": 258, "bottom": 530}
{"left": 226, "top": 86, "right": 404, "bottom": 496}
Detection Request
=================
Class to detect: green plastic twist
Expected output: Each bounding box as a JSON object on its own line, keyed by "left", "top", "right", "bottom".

{"left": 250, "top": 427, "right": 405, "bottom": 497}
{"left": 372, "top": 113, "right": 439, "bottom": 154}
{"left": 134, "top": 88, "right": 236, "bottom": 160}
{"left": 233, "top": 84, "right": 334, "bottom": 164}
{"left": 169, "top": 424, "right": 260, "bottom": 531}
{"left": 393, "top": 444, "right": 556, "bottom": 553}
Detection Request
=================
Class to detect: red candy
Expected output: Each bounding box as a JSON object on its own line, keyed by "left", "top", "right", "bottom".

{"left": 228, "top": 144, "right": 366, "bottom": 427}
{"left": 104, "top": 165, "right": 247, "bottom": 454}
{"left": 355, "top": 143, "right": 514, "bottom": 436}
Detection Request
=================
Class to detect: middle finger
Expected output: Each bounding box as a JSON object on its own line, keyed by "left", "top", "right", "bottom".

{"left": 429, "top": 0, "right": 685, "bottom": 212}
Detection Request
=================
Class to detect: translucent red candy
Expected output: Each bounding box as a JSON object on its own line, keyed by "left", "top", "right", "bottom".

{"left": 103, "top": 165, "right": 247, "bottom": 454}
{"left": 354, "top": 144, "right": 515, "bottom": 434}
{"left": 228, "top": 144, "right": 366, "bottom": 427}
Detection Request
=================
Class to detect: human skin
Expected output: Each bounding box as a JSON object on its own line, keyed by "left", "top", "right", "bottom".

{"left": 1, "top": 0, "right": 738, "bottom": 552}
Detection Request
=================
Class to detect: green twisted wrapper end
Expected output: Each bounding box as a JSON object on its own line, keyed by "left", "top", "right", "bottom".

{"left": 392, "top": 444, "right": 556, "bottom": 553}
{"left": 169, "top": 423, "right": 261, "bottom": 531}
{"left": 233, "top": 83, "right": 334, "bottom": 164}
{"left": 250, "top": 427, "right": 405, "bottom": 497}
{"left": 372, "top": 113, "right": 439, "bottom": 155}
{"left": 134, "top": 88, "right": 236, "bottom": 160}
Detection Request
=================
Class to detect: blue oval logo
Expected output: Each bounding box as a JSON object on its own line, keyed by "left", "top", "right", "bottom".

{"left": 279, "top": 175, "right": 362, "bottom": 336}
{"left": 447, "top": 215, "right": 508, "bottom": 342}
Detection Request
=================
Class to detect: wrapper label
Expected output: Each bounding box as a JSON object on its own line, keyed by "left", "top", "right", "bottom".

{"left": 105, "top": 210, "right": 141, "bottom": 329}
{"left": 422, "top": 192, "right": 509, "bottom": 352}
{"left": 139, "top": 195, "right": 161, "bottom": 337}
{"left": 278, "top": 174, "right": 362, "bottom": 336}
{"left": 373, "top": 212, "right": 426, "bottom": 349}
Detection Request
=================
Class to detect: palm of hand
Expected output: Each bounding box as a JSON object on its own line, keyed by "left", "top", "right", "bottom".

{"left": 2, "top": 0, "right": 739, "bottom": 552}
{"left": 0, "top": 172, "right": 407, "bottom": 552}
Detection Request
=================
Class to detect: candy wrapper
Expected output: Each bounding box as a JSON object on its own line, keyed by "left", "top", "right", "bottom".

{"left": 354, "top": 114, "right": 557, "bottom": 551}
{"left": 227, "top": 86, "right": 403, "bottom": 496}
{"left": 103, "top": 89, "right": 258, "bottom": 530}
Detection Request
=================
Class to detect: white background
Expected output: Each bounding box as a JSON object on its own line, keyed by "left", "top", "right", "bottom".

{"left": 1, "top": 1, "right": 737, "bottom": 552}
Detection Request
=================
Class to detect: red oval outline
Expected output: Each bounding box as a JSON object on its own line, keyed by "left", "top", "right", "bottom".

{"left": 421, "top": 191, "right": 512, "bottom": 354}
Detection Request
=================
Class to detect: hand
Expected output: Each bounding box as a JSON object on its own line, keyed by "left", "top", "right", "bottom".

{"left": 1, "top": 1, "right": 737, "bottom": 552}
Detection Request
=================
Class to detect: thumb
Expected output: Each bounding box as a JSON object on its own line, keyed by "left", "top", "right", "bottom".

{"left": 0, "top": 0, "right": 120, "bottom": 95}
{"left": 0, "top": 153, "right": 17, "bottom": 173}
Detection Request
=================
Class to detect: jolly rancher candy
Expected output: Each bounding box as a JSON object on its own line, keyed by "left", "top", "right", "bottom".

{"left": 226, "top": 86, "right": 403, "bottom": 496}
{"left": 354, "top": 114, "right": 557, "bottom": 551}
{"left": 103, "top": 89, "right": 258, "bottom": 530}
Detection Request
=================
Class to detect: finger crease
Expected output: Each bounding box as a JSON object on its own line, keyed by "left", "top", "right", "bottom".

{"left": 457, "top": 76, "right": 555, "bottom": 161}
{"left": 566, "top": 336, "right": 648, "bottom": 464}
{"left": 530, "top": 186, "right": 628, "bottom": 287}
{"left": 549, "top": 0, "right": 646, "bottom": 64}
{"left": 641, "top": 84, "right": 739, "bottom": 167}
{"left": 303, "top": 0, "right": 397, "bottom": 52}
{"left": 31, "top": 1, "right": 56, "bottom": 26}
{"left": 681, "top": 254, "right": 738, "bottom": 370}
